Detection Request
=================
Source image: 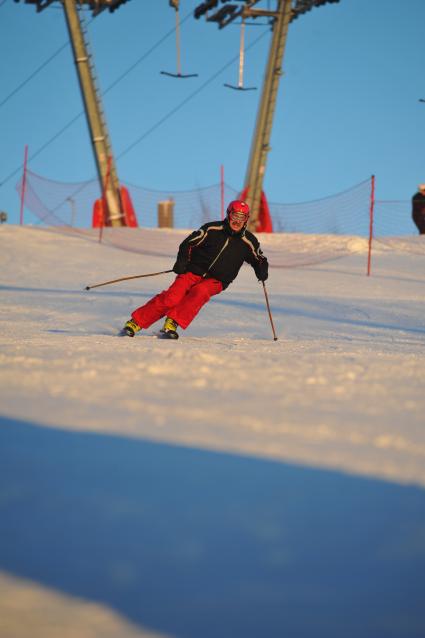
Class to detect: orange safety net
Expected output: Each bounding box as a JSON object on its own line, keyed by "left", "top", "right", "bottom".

{"left": 17, "top": 170, "right": 374, "bottom": 233}
{"left": 15, "top": 171, "right": 424, "bottom": 266}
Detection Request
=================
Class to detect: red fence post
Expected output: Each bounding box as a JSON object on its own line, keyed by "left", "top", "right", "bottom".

{"left": 19, "top": 145, "right": 28, "bottom": 225}
{"left": 367, "top": 174, "right": 375, "bottom": 276}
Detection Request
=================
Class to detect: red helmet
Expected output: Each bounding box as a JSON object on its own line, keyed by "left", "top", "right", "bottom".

{"left": 226, "top": 200, "right": 250, "bottom": 224}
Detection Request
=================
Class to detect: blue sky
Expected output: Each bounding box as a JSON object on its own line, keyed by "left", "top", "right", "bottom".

{"left": 0, "top": 0, "right": 424, "bottom": 225}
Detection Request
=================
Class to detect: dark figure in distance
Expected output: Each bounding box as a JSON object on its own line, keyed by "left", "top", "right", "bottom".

{"left": 412, "top": 184, "right": 425, "bottom": 234}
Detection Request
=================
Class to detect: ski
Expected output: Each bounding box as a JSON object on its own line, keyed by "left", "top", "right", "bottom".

{"left": 157, "top": 329, "right": 179, "bottom": 340}
{"left": 117, "top": 329, "right": 179, "bottom": 340}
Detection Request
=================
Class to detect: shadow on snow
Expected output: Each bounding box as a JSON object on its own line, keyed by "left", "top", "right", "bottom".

{"left": 0, "top": 416, "right": 425, "bottom": 638}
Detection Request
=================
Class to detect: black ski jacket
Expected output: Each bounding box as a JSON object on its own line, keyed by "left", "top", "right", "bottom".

{"left": 173, "top": 220, "right": 268, "bottom": 289}
{"left": 412, "top": 192, "right": 425, "bottom": 234}
{"left": 412, "top": 192, "right": 425, "bottom": 214}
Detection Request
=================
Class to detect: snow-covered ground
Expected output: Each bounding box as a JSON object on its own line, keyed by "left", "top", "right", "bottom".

{"left": 1, "top": 225, "right": 424, "bottom": 638}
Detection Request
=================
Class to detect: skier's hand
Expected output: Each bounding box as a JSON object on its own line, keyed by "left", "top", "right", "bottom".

{"left": 173, "top": 260, "right": 187, "bottom": 275}
{"left": 256, "top": 258, "right": 269, "bottom": 282}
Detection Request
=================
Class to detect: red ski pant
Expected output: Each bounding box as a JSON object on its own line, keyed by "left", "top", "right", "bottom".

{"left": 132, "top": 272, "right": 223, "bottom": 330}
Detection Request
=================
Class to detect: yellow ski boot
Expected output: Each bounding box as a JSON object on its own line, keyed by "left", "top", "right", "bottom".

{"left": 160, "top": 317, "right": 179, "bottom": 340}
{"left": 122, "top": 318, "right": 141, "bottom": 337}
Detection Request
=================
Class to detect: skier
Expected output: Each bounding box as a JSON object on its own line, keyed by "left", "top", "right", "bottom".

{"left": 412, "top": 184, "right": 425, "bottom": 234}
{"left": 122, "top": 199, "right": 269, "bottom": 339}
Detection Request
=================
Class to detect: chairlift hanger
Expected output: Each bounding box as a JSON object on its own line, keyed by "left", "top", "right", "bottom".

{"left": 161, "top": 1, "right": 198, "bottom": 79}
{"left": 224, "top": 18, "right": 257, "bottom": 91}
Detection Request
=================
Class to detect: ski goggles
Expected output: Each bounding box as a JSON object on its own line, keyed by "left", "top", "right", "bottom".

{"left": 228, "top": 211, "right": 249, "bottom": 224}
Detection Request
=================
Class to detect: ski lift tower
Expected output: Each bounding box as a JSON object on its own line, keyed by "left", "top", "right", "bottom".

{"left": 194, "top": 0, "right": 340, "bottom": 232}
{"left": 15, "top": 0, "right": 133, "bottom": 227}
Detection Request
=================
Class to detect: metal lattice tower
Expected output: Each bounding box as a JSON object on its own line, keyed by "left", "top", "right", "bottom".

{"left": 15, "top": 0, "right": 130, "bottom": 226}
{"left": 194, "top": 0, "right": 340, "bottom": 231}
{"left": 242, "top": 0, "right": 292, "bottom": 231}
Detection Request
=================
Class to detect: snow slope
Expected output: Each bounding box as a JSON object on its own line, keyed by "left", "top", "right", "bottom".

{"left": 1, "top": 226, "right": 424, "bottom": 638}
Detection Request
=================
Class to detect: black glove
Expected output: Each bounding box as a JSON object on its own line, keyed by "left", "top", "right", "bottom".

{"left": 173, "top": 260, "right": 187, "bottom": 275}
{"left": 255, "top": 258, "right": 268, "bottom": 282}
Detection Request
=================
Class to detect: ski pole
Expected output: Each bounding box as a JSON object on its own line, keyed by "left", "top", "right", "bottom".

{"left": 262, "top": 281, "right": 278, "bottom": 341}
{"left": 85, "top": 269, "right": 173, "bottom": 290}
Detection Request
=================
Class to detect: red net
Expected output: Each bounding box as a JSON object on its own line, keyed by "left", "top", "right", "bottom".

{"left": 372, "top": 200, "right": 425, "bottom": 256}
{"left": 16, "top": 171, "right": 424, "bottom": 266}
{"left": 17, "top": 170, "right": 374, "bottom": 232}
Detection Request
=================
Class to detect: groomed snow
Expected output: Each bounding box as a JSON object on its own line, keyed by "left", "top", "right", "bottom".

{"left": 1, "top": 225, "right": 424, "bottom": 638}
{"left": 1, "top": 226, "right": 424, "bottom": 486}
